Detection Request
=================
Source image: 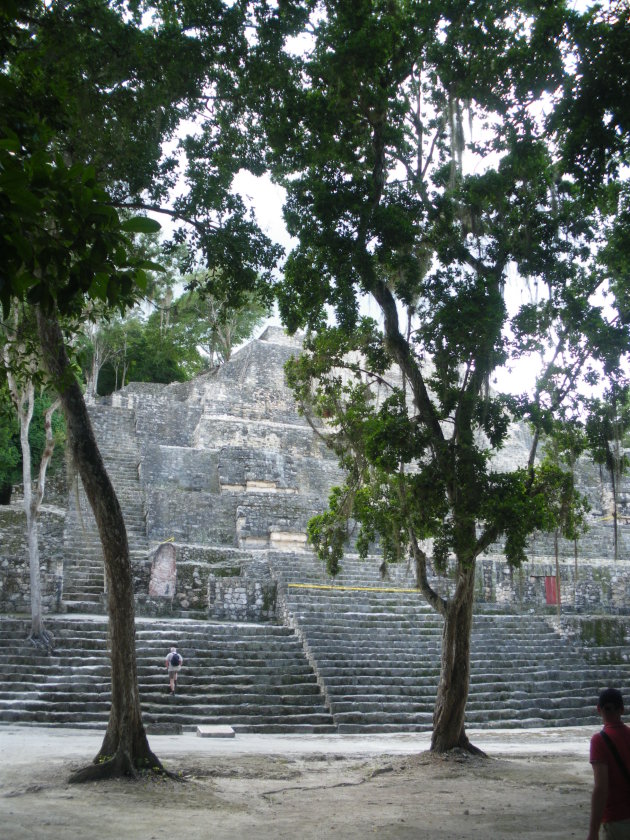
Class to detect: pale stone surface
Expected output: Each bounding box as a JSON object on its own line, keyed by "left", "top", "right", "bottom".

{"left": 197, "top": 724, "right": 236, "bottom": 738}
{"left": 3, "top": 325, "right": 630, "bottom": 615}
{"left": 0, "top": 725, "right": 596, "bottom": 840}
{"left": 149, "top": 543, "right": 177, "bottom": 597}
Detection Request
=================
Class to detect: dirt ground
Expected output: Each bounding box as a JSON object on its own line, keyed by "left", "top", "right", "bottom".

{"left": 0, "top": 727, "right": 594, "bottom": 839}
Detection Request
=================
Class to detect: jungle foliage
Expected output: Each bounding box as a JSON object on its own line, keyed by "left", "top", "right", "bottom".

{"left": 246, "top": 0, "right": 630, "bottom": 751}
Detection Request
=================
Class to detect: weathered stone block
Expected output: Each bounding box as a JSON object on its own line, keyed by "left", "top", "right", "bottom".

{"left": 149, "top": 543, "right": 177, "bottom": 597}
{"left": 141, "top": 446, "right": 220, "bottom": 493}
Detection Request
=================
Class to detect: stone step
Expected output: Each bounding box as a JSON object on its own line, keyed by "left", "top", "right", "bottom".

{"left": 292, "top": 614, "right": 441, "bottom": 625}
{"left": 61, "top": 566, "right": 104, "bottom": 575}
{"left": 0, "top": 707, "right": 336, "bottom": 732}
{"left": 305, "top": 641, "right": 578, "bottom": 657}
{"left": 0, "top": 617, "right": 298, "bottom": 637}
{"left": 305, "top": 640, "right": 443, "bottom": 653}
{"left": 4, "top": 648, "right": 320, "bottom": 666}
{"left": 337, "top": 722, "right": 432, "bottom": 733}
{"left": 0, "top": 672, "right": 323, "bottom": 691}
{"left": 289, "top": 594, "right": 432, "bottom": 606}
{"left": 293, "top": 621, "right": 441, "bottom": 633}
{"left": 333, "top": 710, "right": 434, "bottom": 726}
{"left": 2, "top": 673, "right": 322, "bottom": 693}
{"left": 0, "top": 616, "right": 336, "bottom": 731}
{"left": 0, "top": 693, "right": 331, "bottom": 714}
{"left": 0, "top": 638, "right": 321, "bottom": 654}
{"left": 64, "top": 601, "right": 105, "bottom": 613}
{"left": 317, "top": 675, "right": 441, "bottom": 690}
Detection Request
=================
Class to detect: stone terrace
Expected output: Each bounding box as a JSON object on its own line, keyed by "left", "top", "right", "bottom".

{"left": 272, "top": 550, "right": 630, "bottom": 733}
{"left": 0, "top": 615, "right": 335, "bottom": 732}
{"left": 1, "top": 326, "right": 629, "bottom": 733}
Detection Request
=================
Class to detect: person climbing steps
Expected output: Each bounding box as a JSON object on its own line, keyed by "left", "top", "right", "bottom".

{"left": 165, "top": 646, "right": 183, "bottom": 695}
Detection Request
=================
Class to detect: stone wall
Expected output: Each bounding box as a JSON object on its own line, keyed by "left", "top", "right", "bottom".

{"left": 2, "top": 327, "right": 630, "bottom": 621}
{"left": 0, "top": 503, "right": 65, "bottom": 614}
{"left": 133, "top": 543, "right": 276, "bottom": 620}
{"left": 145, "top": 489, "right": 238, "bottom": 545}
{"left": 475, "top": 556, "right": 630, "bottom": 613}
{"left": 208, "top": 558, "right": 277, "bottom": 622}
{"left": 551, "top": 615, "right": 630, "bottom": 664}
{"left": 141, "top": 446, "right": 220, "bottom": 493}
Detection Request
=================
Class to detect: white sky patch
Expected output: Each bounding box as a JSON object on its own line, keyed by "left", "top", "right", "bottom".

{"left": 232, "top": 170, "right": 295, "bottom": 253}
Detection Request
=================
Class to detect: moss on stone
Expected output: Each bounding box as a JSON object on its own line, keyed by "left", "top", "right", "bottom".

{"left": 213, "top": 566, "right": 242, "bottom": 578}
{"left": 262, "top": 584, "right": 277, "bottom": 614}
{"left": 580, "top": 618, "right": 625, "bottom": 647}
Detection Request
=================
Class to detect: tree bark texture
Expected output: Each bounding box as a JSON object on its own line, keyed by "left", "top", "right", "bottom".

{"left": 36, "top": 308, "right": 165, "bottom": 781}
{"left": 430, "top": 564, "right": 483, "bottom": 754}
{"left": 3, "top": 334, "right": 45, "bottom": 644}
{"left": 18, "top": 381, "right": 44, "bottom": 640}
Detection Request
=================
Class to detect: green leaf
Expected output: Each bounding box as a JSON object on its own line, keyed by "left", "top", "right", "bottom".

{"left": 89, "top": 204, "right": 119, "bottom": 222}
{"left": 11, "top": 269, "right": 37, "bottom": 296}
{"left": 0, "top": 137, "right": 20, "bottom": 152}
{"left": 136, "top": 260, "right": 166, "bottom": 273}
{"left": 134, "top": 269, "right": 148, "bottom": 293}
{"left": 0, "top": 169, "right": 42, "bottom": 213}
{"left": 7, "top": 232, "right": 33, "bottom": 264}
{"left": 89, "top": 272, "right": 110, "bottom": 301}
{"left": 120, "top": 217, "right": 162, "bottom": 234}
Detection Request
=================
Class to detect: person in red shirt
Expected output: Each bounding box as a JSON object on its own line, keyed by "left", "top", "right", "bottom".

{"left": 587, "top": 687, "right": 630, "bottom": 840}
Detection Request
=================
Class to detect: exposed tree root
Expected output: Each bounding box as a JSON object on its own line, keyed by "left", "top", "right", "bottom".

{"left": 27, "top": 630, "right": 55, "bottom": 655}
{"left": 69, "top": 746, "right": 180, "bottom": 784}
{"left": 431, "top": 731, "right": 487, "bottom": 758}
{"left": 455, "top": 739, "right": 487, "bottom": 758}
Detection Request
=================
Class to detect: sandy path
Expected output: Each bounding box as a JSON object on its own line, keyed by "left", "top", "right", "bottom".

{"left": 0, "top": 727, "right": 594, "bottom": 839}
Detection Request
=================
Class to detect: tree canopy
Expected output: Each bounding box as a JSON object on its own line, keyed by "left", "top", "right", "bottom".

{"left": 246, "top": 0, "right": 630, "bottom": 751}
{"left": 76, "top": 277, "right": 270, "bottom": 395}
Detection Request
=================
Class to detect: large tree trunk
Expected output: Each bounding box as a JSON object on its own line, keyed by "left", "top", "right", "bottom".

{"left": 431, "top": 564, "right": 482, "bottom": 754}
{"left": 36, "top": 307, "right": 166, "bottom": 782}
{"left": 409, "top": 536, "right": 483, "bottom": 755}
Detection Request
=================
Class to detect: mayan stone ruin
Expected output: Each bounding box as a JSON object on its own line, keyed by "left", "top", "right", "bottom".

{"left": 2, "top": 324, "right": 629, "bottom": 619}
{"left": 0, "top": 325, "right": 629, "bottom": 732}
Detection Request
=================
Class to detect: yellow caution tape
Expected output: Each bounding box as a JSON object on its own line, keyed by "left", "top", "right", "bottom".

{"left": 287, "top": 582, "right": 421, "bottom": 593}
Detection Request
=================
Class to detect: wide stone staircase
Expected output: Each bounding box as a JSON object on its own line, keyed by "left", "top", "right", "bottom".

{"left": 62, "top": 404, "right": 149, "bottom": 613}
{"left": 465, "top": 615, "right": 626, "bottom": 728}
{"left": 0, "top": 616, "right": 336, "bottom": 732}
{"left": 2, "top": 548, "right": 629, "bottom": 733}
{"left": 273, "top": 551, "right": 630, "bottom": 732}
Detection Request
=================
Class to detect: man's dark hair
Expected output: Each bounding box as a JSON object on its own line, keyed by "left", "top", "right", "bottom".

{"left": 598, "top": 687, "right": 624, "bottom": 711}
